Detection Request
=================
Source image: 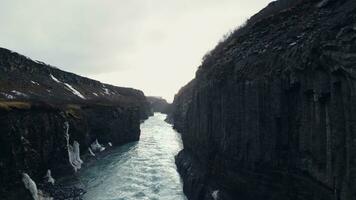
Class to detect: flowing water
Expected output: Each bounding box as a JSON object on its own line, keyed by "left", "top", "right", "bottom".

{"left": 72, "top": 113, "right": 187, "bottom": 200}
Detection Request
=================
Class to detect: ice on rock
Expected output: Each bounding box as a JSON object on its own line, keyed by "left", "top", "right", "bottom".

{"left": 64, "top": 122, "right": 70, "bottom": 142}
{"left": 44, "top": 170, "right": 55, "bottom": 185}
{"left": 64, "top": 122, "right": 83, "bottom": 172}
{"left": 73, "top": 141, "right": 83, "bottom": 164}
{"left": 211, "top": 190, "right": 219, "bottom": 200}
{"left": 91, "top": 139, "right": 106, "bottom": 152}
{"left": 88, "top": 147, "right": 96, "bottom": 156}
{"left": 22, "top": 173, "right": 39, "bottom": 200}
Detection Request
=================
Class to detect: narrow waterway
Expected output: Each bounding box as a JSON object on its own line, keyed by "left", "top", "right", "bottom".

{"left": 73, "top": 113, "right": 186, "bottom": 200}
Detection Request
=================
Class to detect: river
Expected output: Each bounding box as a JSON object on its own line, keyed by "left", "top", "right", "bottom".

{"left": 69, "top": 113, "right": 187, "bottom": 200}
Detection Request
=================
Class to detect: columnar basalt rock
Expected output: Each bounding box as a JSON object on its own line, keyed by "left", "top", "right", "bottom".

{"left": 173, "top": 0, "right": 356, "bottom": 199}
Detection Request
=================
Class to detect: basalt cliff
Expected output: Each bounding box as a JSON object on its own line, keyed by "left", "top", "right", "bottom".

{"left": 172, "top": 0, "right": 356, "bottom": 199}
{"left": 0, "top": 47, "right": 152, "bottom": 199}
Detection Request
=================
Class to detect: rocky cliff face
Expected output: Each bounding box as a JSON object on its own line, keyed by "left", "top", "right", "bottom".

{"left": 0, "top": 47, "right": 151, "bottom": 199}
{"left": 146, "top": 96, "right": 172, "bottom": 114}
{"left": 167, "top": 80, "right": 195, "bottom": 131}
{"left": 0, "top": 47, "right": 152, "bottom": 119}
{"left": 173, "top": 0, "right": 356, "bottom": 199}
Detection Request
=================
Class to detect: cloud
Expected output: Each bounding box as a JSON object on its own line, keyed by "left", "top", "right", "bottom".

{"left": 0, "top": 0, "right": 272, "bottom": 101}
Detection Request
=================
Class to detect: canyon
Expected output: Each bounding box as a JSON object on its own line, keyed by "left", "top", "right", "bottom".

{"left": 1, "top": 0, "right": 356, "bottom": 199}
{"left": 0, "top": 47, "right": 152, "bottom": 199}
{"left": 171, "top": 0, "right": 356, "bottom": 199}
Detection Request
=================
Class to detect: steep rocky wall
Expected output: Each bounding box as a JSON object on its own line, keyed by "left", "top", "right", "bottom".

{"left": 174, "top": 0, "right": 356, "bottom": 199}
{"left": 0, "top": 103, "right": 141, "bottom": 199}
{"left": 0, "top": 48, "right": 151, "bottom": 199}
{"left": 168, "top": 80, "right": 195, "bottom": 132}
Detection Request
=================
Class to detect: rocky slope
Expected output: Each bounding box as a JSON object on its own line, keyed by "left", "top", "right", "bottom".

{"left": 0, "top": 47, "right": 152, "bottom": 199}
{"left": 173, "top": 0, "right": 356, "bottom": 199}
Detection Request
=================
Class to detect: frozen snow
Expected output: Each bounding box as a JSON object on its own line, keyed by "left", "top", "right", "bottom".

{"left": 22, "top": 173, "right": 39, "bottom": 200}
{"left": 50, "top": 74, "right": 61, "bottom": 83}
{"left": 103, "top": 87, "right": 111, "bottom": 95}
{"left": 64, "top": 122, "right": 83, "bottom": 172}
{"left": 49, "top": 74, "right": 86, "bottom": 99}
{"left": 1, "top": 92, "right": 15, "bottom": 99}
{"left": 44, "top": 170, "right": 55, "bottom": 185}
{"left": 35, "top": 60, "right": 46, "bottom": 65}
{"left": 31, "top": 81, "right": 40, "bottom": 86}
{"left": 63, "top": 83, "right": 86, "bottom": 99}
{"left": 73, "top": 141, "right": 83, "bottom": 165}
{"left": 11, "top": 90, "right": 28, "bottom": 97}
{"left": 88, "top": 147, "right": 96, "bottom": 156}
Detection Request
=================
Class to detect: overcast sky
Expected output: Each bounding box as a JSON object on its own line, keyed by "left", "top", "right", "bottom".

{"left": 0, "top": 0, "right": 272, "bottom": 102}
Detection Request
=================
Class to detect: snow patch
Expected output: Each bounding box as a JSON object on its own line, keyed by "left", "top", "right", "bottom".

{"left": 93, "top": 92, "right": 99, "bottom": 96}
{"left": 31, "top": 81, "right": 40, "bottom": 86}
{"left": 35, "top": 60, "right": 46, "bottom": 65}
{"left": 211, "top": 190, "right": 219, "bottom": 200}
{"left": 11, "top": 90, "right": 28, "bottom": 97}
{"left": 108, "top": 142, "right": 112, "bottom": 147}
{"left": 289, "top": 42, "right": 297, "bottom": 46}
{"left": 49, "top": 74, "right": 86, "bottom": 99}
{"left": 50, "top": 74, "right": 61, "bottom": 83}
{"left": 1, "top": 92, "right": 15, "bottom": 99}
{"left": 103, "top": 87, "right": 111, "bottom": 95}
{"left": 63, "top": 83, "right": 86, "bottom": 99}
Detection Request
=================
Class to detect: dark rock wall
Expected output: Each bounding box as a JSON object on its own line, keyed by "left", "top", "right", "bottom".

{"left": 0, "top": 48, "right": 151, "bottom": 199}
{"left": 168, "top": 80, "right": 195, "bottom": 132}
{"left": 0, "top": 104, "right": 141, "bottom": 199}
{"left": 174, "top": 0, "right": 356, "bottom": 199}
